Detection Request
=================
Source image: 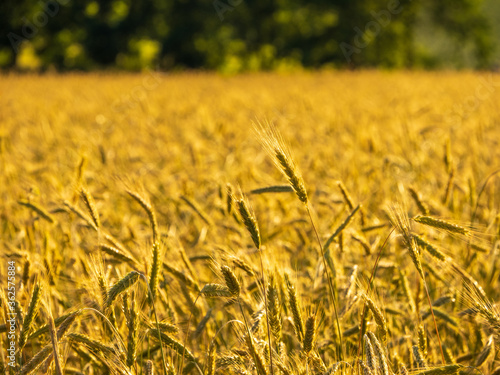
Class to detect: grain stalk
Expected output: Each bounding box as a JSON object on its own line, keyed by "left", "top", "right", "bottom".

{"left": 47, "top": 312, "right": 63, "bottom": 375}
{"left": 356, "top": 228, "right": 395, "bottom": 358}
{"left": 19, "top": 283, "right": 42, "bottom": 350}
{"left": 367, "top": 331, "right": 389, "bottom": 375}
{"left": 267, "top": 275, "right": 282, "bottom": 348}
{"left": 126, "top": 299, "right": 139, "bottom": 367}
{"left": 442, "top": 166, "right": 455, "bottom": 205}
{"left": 414, "top": 215, "right": 469, "bottom": 236}
{"left": 137, "top": 274, "right": 170, "bottom": 375}
{"left": 390, "top": 205, "right": 445, "bottom": 363}
{"left": 19, "top": 310, "right": 76, "bottom": 375}
{"left": 126, "top": 189, "right": 159, "bottom": 243}
{"left": 235, "top": 194, "right": 275, "bottom": 375}
{"left": 408, "top": 186, "right": 429, "bottom": 215}
{"left": 284, "top": 274, "right": 305, "bottom": 343}
{"left": 81, "top": 187, "right": 100, "bottom": 229}
{"left": 149, "top": 242, "right": 161, "bottom": 302}
{"left": 18, "top": 200, "right": 55, "bottom": 223}
{"left": 364, "top": 296, "right": 388, "bottom": 345}
{"left": 256, "top": 121, "right": 344, "bottom": 360}
{"left": 363, "top": 334, "right": 377, "bottom": 373}
{"left": 199, "top": 265, "right": 267, "bottom": 375}
{"left": 307, "top": 204, "right": 344, "bottom": 361}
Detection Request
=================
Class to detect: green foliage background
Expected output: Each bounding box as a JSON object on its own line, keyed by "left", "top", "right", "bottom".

{"left": 0, "top": 0, "right": 498, "bottom": 72}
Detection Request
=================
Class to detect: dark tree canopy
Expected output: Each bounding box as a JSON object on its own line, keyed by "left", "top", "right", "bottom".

{"left": 0, "top": 0, "right": 497, "bottom": 71}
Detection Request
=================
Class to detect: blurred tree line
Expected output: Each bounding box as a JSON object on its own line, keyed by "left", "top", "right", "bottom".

{"left": 0, "top": 0, "right": 497, "bottom": 72}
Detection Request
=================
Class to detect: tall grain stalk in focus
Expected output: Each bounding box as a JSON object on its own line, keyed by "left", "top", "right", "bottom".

{"left": 255, "top": 121, "right": 343, "bottom": 361}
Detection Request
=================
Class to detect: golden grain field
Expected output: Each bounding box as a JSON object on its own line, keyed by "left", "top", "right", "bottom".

{"left": 1, "top": 71, "right": 500, "bottom": 375}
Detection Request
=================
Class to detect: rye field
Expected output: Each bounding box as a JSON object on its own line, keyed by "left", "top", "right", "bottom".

{"left": 1, "top": 71, "right": 500, "bottom": 375}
